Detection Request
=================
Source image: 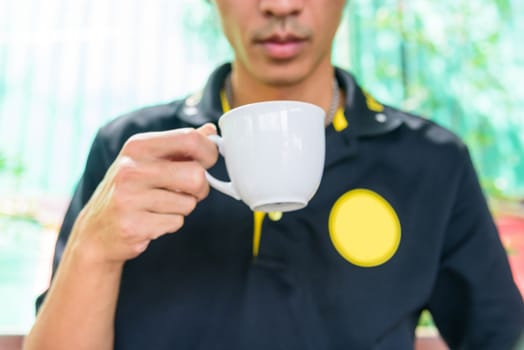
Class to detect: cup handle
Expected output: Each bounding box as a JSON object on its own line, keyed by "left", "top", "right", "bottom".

{"left": 205, "top": 135, "right": 241, "bottom": 200}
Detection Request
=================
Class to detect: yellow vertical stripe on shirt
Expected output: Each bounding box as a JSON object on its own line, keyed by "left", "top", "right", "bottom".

{"left": 252, "top": 211, "right": 266, "bottom": 257}
{"left": 220, "top": 89, "right": 264, "bottom": 257}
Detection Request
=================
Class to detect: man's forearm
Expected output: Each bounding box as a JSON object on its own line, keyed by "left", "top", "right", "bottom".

{"left": 24, "top": 240, "right": 123, "bottom": 350}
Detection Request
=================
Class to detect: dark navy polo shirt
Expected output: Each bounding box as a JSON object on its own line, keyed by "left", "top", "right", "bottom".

{"left": 39, "top": 64, "right": 524, "bottom": 349}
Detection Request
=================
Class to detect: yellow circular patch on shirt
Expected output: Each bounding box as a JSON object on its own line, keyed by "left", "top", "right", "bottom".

{"left": 329, "top": 189, "right": 401, "bottom": 267}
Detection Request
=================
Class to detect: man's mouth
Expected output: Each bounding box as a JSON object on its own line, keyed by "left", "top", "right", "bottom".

{"left": 254, "top": 33, "right": 308, "bottom": 60}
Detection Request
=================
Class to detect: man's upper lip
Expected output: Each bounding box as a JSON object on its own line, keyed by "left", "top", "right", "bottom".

{"left": 255, "top": 32, "right": 307, "bottom": 43}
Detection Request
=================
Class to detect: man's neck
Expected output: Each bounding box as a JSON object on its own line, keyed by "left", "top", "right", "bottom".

{"left": 228, "top": 61, "right": 339, "bottom": 119}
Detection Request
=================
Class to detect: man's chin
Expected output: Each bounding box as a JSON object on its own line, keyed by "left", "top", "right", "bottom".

{"left": 253, "top": 63, "right": 310, "bottom": 87}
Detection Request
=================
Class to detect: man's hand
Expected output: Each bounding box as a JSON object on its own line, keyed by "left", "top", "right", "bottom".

{"left": 24, "top": 124, "right": 219, "bottom": 350}
{"left": 69, "top": 123, "right": 218, "bottom": 265}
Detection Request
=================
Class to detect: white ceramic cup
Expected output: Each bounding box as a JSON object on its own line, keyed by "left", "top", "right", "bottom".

{"left": 206, "top": 100, "right": 325, "bottom": 212}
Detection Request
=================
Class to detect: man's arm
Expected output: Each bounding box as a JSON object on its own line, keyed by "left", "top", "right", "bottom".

{"left": 23, "top": 124, "right": 218, "bottom": 350}
{"left": 24, "top": 241, "right": 123, "bottom": 350}
{"left": 428, "top": 147, "right": 524, "bottom": 349}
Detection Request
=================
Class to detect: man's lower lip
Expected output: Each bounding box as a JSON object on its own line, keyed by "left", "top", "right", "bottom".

{"left": 258, "top": 41, "right": 305, "bottom": 59}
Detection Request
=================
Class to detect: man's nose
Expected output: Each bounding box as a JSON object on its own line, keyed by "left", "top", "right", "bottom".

{"left": 259, "top": 0, "right": 305, "bottom": 18}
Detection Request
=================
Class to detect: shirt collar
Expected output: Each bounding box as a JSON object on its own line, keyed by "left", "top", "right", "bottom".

{"left": 179, "top": 63, "right": 403, "bottom": 138}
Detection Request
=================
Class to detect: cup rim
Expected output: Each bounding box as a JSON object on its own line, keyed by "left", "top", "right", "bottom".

{"left": 219, "top": 100, "right": 324, "bottom": 126}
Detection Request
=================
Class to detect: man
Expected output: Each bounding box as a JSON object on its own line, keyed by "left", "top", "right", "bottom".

{"left": 25, "top": 0, "right": 524, "bottom": 349}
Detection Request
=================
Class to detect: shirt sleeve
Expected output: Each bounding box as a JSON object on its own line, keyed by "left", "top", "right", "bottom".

{"left": 428, "top": 147, "right": 524, "bottom": 349}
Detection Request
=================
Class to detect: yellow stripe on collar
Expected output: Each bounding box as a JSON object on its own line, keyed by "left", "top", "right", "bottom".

{"left": 363, "top": 89, "right": 385, "bottom": 112}
{"left": 332, "top": 107, "right": 347, "bottom": 132}
{"left": 220, "top": 89, "right": 231, "bottom": 113}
